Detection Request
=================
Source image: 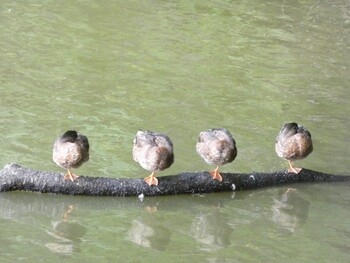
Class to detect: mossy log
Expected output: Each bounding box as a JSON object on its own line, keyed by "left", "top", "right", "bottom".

{"left": 0, "top": 163, "right": 349, "bottom": 197}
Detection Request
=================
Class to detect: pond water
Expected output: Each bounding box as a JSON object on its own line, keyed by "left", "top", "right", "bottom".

{"left": 1, "top": 0, "right": 350, "bottom": 262}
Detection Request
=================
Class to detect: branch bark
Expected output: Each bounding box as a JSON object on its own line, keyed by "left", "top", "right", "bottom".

{"left": 0, "top": 163, "right": 349, "bottom": 197}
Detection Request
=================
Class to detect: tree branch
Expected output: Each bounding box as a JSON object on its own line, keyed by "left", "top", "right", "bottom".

{"left": 0, "top": 163, "right": 349, "bottom": 197}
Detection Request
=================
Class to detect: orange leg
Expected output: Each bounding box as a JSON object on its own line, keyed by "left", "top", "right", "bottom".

{"left": 144, "top": 206, "right": 158, "bottom": 213}
{"left": 285, "top": 188, "right": 296, "bottom": 194}
{"left": 288, "top": 161, "right": 302, "bottom": 174}
{"left": 63, "top": 205, "right": 75, "bottom": 221}
{"left": 64, "top": 169, "right": 80, "bottom": 182}
{"left": 209, "top": 166, "right": 223, "bottom": 181}
{"left": 144, "top": 171, "right": 158, "bottom": 186}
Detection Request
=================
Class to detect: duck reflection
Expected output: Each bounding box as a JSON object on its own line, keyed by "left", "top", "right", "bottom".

{"left": 271, "top": 189, "right": 310, "bottom": 233}
{"left": 45, "top": 205, "right": 87, "bottom": 255}
{"left": 190, "top": 208, "right": 232, "bottom": 251}
{"left": 126, "top": 217, "right": 171, "bottom": 251}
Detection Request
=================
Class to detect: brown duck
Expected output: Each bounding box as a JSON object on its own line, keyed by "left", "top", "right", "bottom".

{"left": 196, "top": 128, "right": 237, "bottom": 182}
{"left": 275, "top": 122, "right": 313, "bottom": 174}
{"left": 53, "top": 130, "right": 89, "bottom": 181}
{"left": 132, "top": 130, "right": 174, "bottom": 186}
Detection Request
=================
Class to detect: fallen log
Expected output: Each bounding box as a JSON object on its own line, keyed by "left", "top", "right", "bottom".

{"left": 0, "top": 163, "right": 349, "bottom": 197}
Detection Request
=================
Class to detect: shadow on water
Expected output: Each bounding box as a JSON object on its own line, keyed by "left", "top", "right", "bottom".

{"left": 0, "top": 185, "right": 315, "bottom": 256}
{"left": 271, "top": 189, "right": 310, "bottom": 234}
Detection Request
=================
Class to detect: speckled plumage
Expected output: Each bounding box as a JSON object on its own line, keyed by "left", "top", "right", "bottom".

{"left": 133, "top": 130, "right": 174, "bottom": 186}
{"left": 53, "top": 130, "right": 89, "bottom": 181}
{"left": 275, "top": 122, "right": 313, "bottom": 173}
{"left": 196, "top": 128, "right": 237, "bottom": 181}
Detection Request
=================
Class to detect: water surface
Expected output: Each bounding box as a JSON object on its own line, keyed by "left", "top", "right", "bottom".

{"left": 1, "top": 0, "right": 349, "bottom": 262}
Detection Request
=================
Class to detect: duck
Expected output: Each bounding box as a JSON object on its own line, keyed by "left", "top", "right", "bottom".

{"left": 132, "top": 130, "right": 174, "bottom": 186}
{"left": 52, "top": 130, "right": 89, "bottom": 182}
{"left": 196, "top": 128, "right": 237, "bottom": 182}
{"left": 275, "top": 122, "right": 313, "bottom": 174}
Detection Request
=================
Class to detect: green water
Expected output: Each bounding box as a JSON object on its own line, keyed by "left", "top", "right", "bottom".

{"left": 1, "top": 0, "right": 350, "bottom": 262}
